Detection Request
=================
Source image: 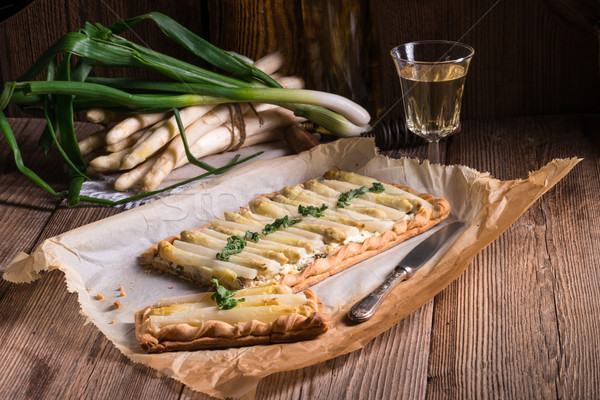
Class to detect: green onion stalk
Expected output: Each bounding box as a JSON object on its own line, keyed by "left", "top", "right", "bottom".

{"left": 0, "top": 12, "right": 371, "bottom": 206}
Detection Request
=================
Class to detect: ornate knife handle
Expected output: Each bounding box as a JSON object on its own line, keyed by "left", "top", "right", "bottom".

{"left": 347, "top": 265, "right": 413, "bottom": 323}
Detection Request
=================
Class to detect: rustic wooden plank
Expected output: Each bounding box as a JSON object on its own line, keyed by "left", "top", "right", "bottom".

{"left": 1, "top": 119, "right": 60, "bottom": 271}
{"left": 0, "top": 271, "right": 182, "bottom": 400}
{"left": 0, "top": 0, "right": 211, "bottom": 82}
{"left": 0, "top": 272, "right": 102, "bottom": 400}
{"left": 1, "top": 114, "right": 598, "bottom": 399}
{"left": 0, "top": 118, "right": 109, "bottom": 271}
{"left": 178, "top": 302, "right": 434, "bottom": 399}
{"left": 427, "top": 229, "right": 562, "bottom": 398}
{"left": 532, "top": 116, "right": 600, "bottom": 398}
{"left": 251, "top": 302, "right": 434, "bottom": 400}
{"left": 0, "top": 204, "right": 187, "bottom": 399}
{"left": 0, "top": 205, "right": 52, "bottom": 272}
{"left": 0, "top": 0, "right": 212, "bottom": 117}
{"left": 427, "top": 115, "right": 600, "bottom": 398}
{"left": 0, "top": 114, "right": 187, "bottom": 398}
{"left": 2, "top": 0, "right": 597, "bottom": 122}
{"left": 206, "top": 0, "right": 305, "bottom": 77}
{"left": 0, "top": 119, "right": 63, "bottom": 206}
{"left": 373, "top": 0, "right": 599, "bottom": 121}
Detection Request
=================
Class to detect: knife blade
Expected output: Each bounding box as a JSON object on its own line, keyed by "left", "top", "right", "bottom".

{"left": 347, "top": 221, "right": 464, "bottom": 323}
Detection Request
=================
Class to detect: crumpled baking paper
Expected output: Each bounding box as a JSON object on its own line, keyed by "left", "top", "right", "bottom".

{"left": 3, "top": 138, "right": 580, "bottom": 399}
{"left": 78, "top": 140, "right": 292, "bottom": 209}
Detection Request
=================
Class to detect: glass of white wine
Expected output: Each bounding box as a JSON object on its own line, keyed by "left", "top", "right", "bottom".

{"left": 391, "top": 41, "right": 474, "bottom": 164}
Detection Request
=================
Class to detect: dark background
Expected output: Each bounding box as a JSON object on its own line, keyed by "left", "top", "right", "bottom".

{"left": 0, "top": 0, "right": 598, "bottom": 122}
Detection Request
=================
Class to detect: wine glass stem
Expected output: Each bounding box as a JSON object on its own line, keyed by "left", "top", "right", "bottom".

{"left": 428, "top": 140, "right": 441, "bottom": 164}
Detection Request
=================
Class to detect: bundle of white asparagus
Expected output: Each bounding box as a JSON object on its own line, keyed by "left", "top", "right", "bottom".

{"left": 77, "top": 53, "right": 305, "bottom": 192}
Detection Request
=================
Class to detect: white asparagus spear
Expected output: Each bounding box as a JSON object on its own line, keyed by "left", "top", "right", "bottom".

{"left": 176, "top": 127, "right": 282, "bottom": 170}
{"left": 112, "top": 121, "right": 169, "bottom": 189}
{"left": 113, "top": 101, "right": 291, "bottom": 190}
{"left": 116, "top": 107, "right": 294, "bottom": 190}
{"left": 105, "top": 127, "right": 148, "bottom": 153}
{"left": 276, "top": 76, "right": 305, "bottom": 89}
{"left": 114, "top": 157, "right": 157, "bottom": 191}
{"left": 119, "top": 104, "right": 217, "bottom": 170}
{"left": 106, "top": 117, "right": 166, "bottom": 153}
{"left": 252, "top": 51, "right": 284, "bottom": 77}
{"left": 132, "top": 119, "right": 167, "bottom": 145}
{"left": 141, "top": 105, "right": 236, "bottom": 191}
{"left": 89, "top": 148, "right": 132, "bottom": 172}
{"left": 173, "top": 108, "right": 298, "bottom": 169}
{"left": 83, "top": 146, "right": 107, "bottom": 166}
{"left": 119, "top": 52, "right": 286, "bottom": 171}
{"left": 78, "top": 129, "right": 108, "bottom": 156}
{"left": 105, "top": 111, "right": 171, "bottom": 144}
{"left": 85, "top": 108, "right": 125, "bottom": 124}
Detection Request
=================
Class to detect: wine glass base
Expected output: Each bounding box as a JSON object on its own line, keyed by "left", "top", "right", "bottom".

{"left": 427, "top": 140, "right": 441, "bottom": 165}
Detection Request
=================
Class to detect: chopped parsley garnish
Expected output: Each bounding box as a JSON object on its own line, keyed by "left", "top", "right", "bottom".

{"left": 337, "top": 183, "right": 385, "bottom": 207}
{"left": 337, "top": 186, "right": 369, "bottom": 208}
{"left": 216, "top": 230, "right": 260, "bottom": 261}
{"left": 210, "top": 278, "right": 245, "bottom": 310}
{"left": 298, "top": 203, "right": 328, "bottom": 218}
{"left": 262, "top": 215, "right": 302, "bottom": 235}
{"left": 369, "top": 182, "right": 385, "bottom": 193}
{"left": 216, "top": 235, "right": 245, "bottom": 261}
{"left": 244, "top": 230, "right": 260, "bottom": 243}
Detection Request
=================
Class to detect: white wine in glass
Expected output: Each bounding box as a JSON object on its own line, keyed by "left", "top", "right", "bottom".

{"left": 391, "top": 41, "right": 474, "bottom": 164}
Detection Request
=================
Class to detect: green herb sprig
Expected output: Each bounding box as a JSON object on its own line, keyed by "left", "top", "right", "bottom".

{"left": 337, "top": 182, "right": 385, "bottom": 208}
{"left": 216, "top": 235, "right": 246, "bottom": 261}
{"left": 369, "top": 182, "right": 385, "bottom": 193}
{"left": 298, "top": 203, "right": 328, "bottom": 218}
{"left": 210, "top": 278, "right": 245, "bottom": 310}
{"left": 244, "top": 230, "right": 260, "bottom": 243}
{"left": 262, "top": 215, "right": 302, "bottom": 235}
{"left": 216, "top": 230, "right": 259, "bottom": 261}
{"left": 337, "top": 186, "right": 368, "bottom": 208}
{"left": 216, "top": 214, "right": 303, "bottom": 261}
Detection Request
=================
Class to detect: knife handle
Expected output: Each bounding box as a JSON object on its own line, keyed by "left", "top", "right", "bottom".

{"left": 347, "top": 266, "right": 411, "bottom": 323}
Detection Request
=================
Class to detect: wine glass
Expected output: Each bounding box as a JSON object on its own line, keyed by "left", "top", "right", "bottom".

{"left": 391, "top": 41, "right": 474, "bottom": 164}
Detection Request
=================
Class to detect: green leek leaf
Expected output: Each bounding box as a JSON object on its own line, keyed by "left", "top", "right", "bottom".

{"left": 173, "top": 107, "right": 215, "bottom": 172}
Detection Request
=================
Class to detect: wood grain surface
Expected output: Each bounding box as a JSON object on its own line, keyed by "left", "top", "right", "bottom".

{"left": 0, "top": 0, "right": 599, "bottom": 398}
{"left": 0, "top": 0, "right": 598, "bottom": 120}
{"left": 0, "top": 114, "right": 598, "bottom": 399}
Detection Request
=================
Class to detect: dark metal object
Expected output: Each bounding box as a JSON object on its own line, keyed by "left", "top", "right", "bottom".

{"left": 360, "top": 118, "right": 426, "bottom": 150}
{"left": 347, "top": 221, "right": 464, "bottom": 323}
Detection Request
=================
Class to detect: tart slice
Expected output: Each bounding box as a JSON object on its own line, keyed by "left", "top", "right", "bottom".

{"left": 142, "top": 170, "right": 451, "bottom": 292}
{"left": 135, "top": 283, "right": 330, "bottom": 352}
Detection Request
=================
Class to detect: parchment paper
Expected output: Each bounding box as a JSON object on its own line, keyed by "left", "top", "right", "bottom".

{"left": 78, "top": 140, "right": 292, "bottom": 208}
{"left": 3, "top": 138, "right": 580, "bottom": 399}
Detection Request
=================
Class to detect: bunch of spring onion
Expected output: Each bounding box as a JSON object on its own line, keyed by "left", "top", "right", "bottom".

{"left": 81, "top": 54, "right": 306, "bottom": 192}
{"left": 0, "top": 12, "right": 371, "bottom": 206}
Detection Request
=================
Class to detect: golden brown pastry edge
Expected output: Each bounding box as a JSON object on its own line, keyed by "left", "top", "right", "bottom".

{"left": 135, "top": 288, "right": 330, "bottom": 353}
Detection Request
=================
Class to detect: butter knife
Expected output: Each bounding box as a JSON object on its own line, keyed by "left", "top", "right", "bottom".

{"left": 347, "top": 221, "right": 464, "bottom": 323}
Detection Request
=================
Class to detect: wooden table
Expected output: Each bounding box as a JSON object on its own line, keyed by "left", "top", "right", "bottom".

{"left": 1, "top": 114, "right": 598, "bottom": 399}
